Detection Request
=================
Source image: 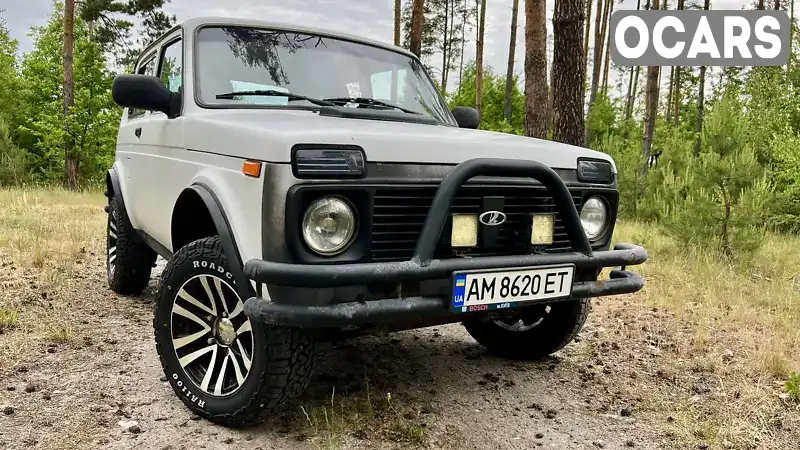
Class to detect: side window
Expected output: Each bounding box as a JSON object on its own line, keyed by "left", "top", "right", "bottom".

{"left": 159, "top": 39, "right": 183, "bottom": 93}
{"left": 128, "top": 55, "right": 157, "bottom": 119}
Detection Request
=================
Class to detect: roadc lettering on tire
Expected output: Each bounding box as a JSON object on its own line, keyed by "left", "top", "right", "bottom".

{"left": 192, "top": 260, "right": 234, "bottom": 280}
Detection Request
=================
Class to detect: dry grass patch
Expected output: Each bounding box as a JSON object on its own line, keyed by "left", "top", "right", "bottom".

{"left": 0, "top": 186, "right": 106, "bottom": 371}
{"left": 601, "top": 221, "right": 800, "bottom": 448}
{"left": 298, "top": 386, "right": 430, "bottom": 450}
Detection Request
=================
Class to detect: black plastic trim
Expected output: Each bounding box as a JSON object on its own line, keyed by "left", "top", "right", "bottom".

{"left": 138, "top": 231, "right": 173, "bottom": 260}
{"left": 105, "top": 165, "right": 145, "bottom": 246}
{"left": 290, "top": 144, "right": 367, "bottom": 179}
{"left": 189, "top": 183, "right": 257, "bottom": 299}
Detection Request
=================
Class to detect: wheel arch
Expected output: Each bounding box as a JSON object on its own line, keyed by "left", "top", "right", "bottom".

{"left": 172, "top": 184, "right": 256, "bottom": 299}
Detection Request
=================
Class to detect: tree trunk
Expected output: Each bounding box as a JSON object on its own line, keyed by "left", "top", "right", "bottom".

{"left": 639, "top": 0, "right": 660, "bottom": 197}
{"left": 775, "top": 0, "right": 780, "bottom": 10}
{"left": 673, "top": 0, "right": 683, "bottom": 127}
{"left": 583, "top": 0, "right": 593, "bottom": 77}
{"left": 601, "top": 0, "right": 614, "bottom": 93}
{"left": 458, "top": 0, "right": 467, "bottom": 95}
{"left": 583, "top": 0, "right": 605, "bottom": 146}
{"left": 790, "top": 0, "right": 794, "bottom": 75}
{"left": 759, "top": 0, "right": 764, "bottom": 9}
{"left": 694, "top": 65, "right": 706, "bottom": 157}
{"left": 441, "top": 0, "right": 449, "bottom": 93}
{"left": 64, "top": 0, "right": 78, "bottom": 190}
{"left": 552, "top": 0, "right": 586, "bottom": 146}
{"left": 410, "top": 0, "right": 425, "bottom": 57}
{"left": 694, "top": 0, "right": 710, "bottom": 157}
{"left": 665, "top": 66, "right": 675, "bottom": 122}
{"left": 505, "top": 0, "right": 521, "bottom": 122}
{"left": 524, "top": 0, "right": 549, "bottom": 138}
{"left": 394, "top": 0, "right": 402, "bottom": 45}
{"left": 623, "top": 0, "right": 641, "bottom": 123}
{"left": 476, "top": 0, "right": 487, "bottom": 119}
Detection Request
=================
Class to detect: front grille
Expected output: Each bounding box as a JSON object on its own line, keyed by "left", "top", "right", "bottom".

{"left": 370, "top": 185, "right": 585, "bottom": 262}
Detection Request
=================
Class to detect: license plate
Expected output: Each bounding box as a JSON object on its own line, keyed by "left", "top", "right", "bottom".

{"left": 451, "top": 264, "right": 575, "bottom": 313}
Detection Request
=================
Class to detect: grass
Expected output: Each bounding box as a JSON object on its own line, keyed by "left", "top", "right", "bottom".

{"left": 0, "top": 187, "right": 799, "bottom": 448}
{"left": 0, "top": 186, "right": 105, "bottom": 370}
{"left": 299, "top": 381, "right": 429, "bottom": 449}
{"left": 607, "top": 220, "right": 800, "bottom": 448}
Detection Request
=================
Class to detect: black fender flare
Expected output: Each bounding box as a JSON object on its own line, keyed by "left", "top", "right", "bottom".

{"left": 105, "top": 166, "right": 146, "bottom": 245}
{"left": 187, "top": 183, "right": 257, "bottom": 300}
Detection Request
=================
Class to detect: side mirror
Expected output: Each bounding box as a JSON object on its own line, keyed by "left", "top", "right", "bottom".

{"left": 451, "top": 106, "right": 480, "bottom": 129}
{"left": 112, "top": 74, "right": 179, "bottom": 118}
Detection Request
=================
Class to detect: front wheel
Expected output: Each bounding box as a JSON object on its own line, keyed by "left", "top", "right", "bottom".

{"left": 462, "top": 299, "right": 589, "bottom": 361}
{"left": 153, "top": 236, "right": 316, "bottom": 428}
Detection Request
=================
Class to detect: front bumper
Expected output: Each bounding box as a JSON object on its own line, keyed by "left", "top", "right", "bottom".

{"left": 242, "top": 158, "right": 647, "bottom": 328}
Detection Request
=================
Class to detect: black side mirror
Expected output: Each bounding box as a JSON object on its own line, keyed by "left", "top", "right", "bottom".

{"left": 112, "top": 74, "right": 180, "bottom": 118}
{"left": 451, "top": 106, "right": 480, "bottom": 129}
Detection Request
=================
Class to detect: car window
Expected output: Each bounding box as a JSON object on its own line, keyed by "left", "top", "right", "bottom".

{"left": 228, "top": 80, "right": 289, "bottom": 105}
{"left": 159, "top": 39, "right": 183, "bottom": 93}
{"left": 194, "top": 26, "right": 457, "bottom": 125}
{"left": 370, "top": 69, "right": 408, "bottom": 102}
{"left": 128, "top": 54, "right": 157, "bottom": 119}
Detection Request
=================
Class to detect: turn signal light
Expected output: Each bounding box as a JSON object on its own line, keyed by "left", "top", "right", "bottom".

{"left": 242, "top": 160, "right": 262, "bottom": 178}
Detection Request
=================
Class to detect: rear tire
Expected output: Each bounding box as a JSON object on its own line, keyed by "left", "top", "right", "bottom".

{"left": 106, "top": 195, "right": 157, "bottom": 295}
{"left": 462, "top": 299, "right": 590, "bottom": 361}
{"left": 154, "top": 236, "right": 316, "bottom": 428}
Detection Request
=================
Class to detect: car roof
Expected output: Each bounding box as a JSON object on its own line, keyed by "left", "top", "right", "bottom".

{"left": 178, "top": 16, "right": 417, "bottom": 60}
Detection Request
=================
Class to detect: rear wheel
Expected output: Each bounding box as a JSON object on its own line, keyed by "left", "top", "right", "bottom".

{"left": 154, "top": 236, "right": 316, "bottom": 428}
{"left": 462, "top": 299, "right": 589, "bottom": 360}
{"left": 106, "top": 195, "right": 156, "bottom": 295}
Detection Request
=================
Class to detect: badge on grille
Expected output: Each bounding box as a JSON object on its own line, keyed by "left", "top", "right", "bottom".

{"left": 479, "top": 211, "right": 506, "bottom": 226}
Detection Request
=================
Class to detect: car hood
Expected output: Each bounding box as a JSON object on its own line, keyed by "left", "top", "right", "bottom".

{"left": 183, "top": 109, "right": 616, "bottom": 171}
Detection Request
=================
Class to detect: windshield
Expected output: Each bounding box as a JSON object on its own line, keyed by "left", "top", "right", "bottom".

{"left": 194, "top": 26, "right": 457, "bottom": 125}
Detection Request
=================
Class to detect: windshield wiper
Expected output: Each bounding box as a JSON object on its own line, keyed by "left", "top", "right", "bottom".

{"left": 322, "top": 97, "right": 423, "bottom": 115}
{"left": 215, "top": 90, "right": 337, "bottom": 107}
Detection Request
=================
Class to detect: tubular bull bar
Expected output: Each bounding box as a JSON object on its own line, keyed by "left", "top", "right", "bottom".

{"left": 242, "top": 158, "right": 647, "bottom": 328}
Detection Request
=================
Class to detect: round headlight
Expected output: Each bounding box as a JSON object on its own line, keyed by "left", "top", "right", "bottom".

{"left": 579, "top": 196, "right": 608, "bottom": 240}
{"left": 302, "top": 196, "right": 357, "bottom": 255}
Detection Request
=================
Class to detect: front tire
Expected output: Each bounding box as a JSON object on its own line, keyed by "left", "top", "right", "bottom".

{"left": 462, "top": 299, "right": 589, "bottom": 361}
{"left": 153, "top": 236, "right": 316, "bottom": 428}
{"left": 106, "top": 195, "right": 157, "bottom": 295}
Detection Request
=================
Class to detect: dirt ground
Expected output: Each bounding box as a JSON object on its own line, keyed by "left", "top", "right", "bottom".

{"left": 0, "top": 251, "right": 669, "bottom": 450}
{"left": 1, "top": 190, "right": 798, "bottom": 450}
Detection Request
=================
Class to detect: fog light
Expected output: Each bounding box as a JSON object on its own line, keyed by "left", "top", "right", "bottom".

{"left": 451, "top": 214, "right": 478, "bottom": 247}
{"left": 530, "top": 214, "right": 555, "bottom": 245}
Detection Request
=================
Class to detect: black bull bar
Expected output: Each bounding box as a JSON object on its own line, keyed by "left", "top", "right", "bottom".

{"left": 242, "top": 158, "right": 647, "bottom": 328}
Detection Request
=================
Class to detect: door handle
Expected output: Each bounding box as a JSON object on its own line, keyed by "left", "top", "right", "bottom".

{"left": 134, "top": 127, "right": 142, "bottom": 138}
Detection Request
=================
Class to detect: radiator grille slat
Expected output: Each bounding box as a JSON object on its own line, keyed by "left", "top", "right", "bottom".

{"left": 370, "top": 185, "right": 585, "bottom": 262}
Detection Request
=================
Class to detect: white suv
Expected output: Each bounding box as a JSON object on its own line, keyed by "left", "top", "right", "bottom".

{"left": 105, "top": 16, "right": 647, "bottom": 428}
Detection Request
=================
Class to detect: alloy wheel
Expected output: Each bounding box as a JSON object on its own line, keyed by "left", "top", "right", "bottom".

{"left": 493, "top": 305, "right": 551, "bottom": 332}
{"left": 107, "top": 209, "right": 117, "bottom": 278}
{"left": 170, "top": 274, "right": 255, "bottom": 397}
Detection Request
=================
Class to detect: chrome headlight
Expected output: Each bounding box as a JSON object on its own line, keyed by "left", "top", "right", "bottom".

{"left": 301, "top": 196, "right": 357, "bottom": 255}
{"left": 579, "top": 196, "right": 608, "bottom": 240}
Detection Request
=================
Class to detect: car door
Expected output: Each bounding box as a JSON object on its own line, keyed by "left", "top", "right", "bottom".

{"left": 132, "top": 31, "right": 188, "bottom": 249}
{"left": 115, "top": 50, "right": 159, "bottom": 230}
